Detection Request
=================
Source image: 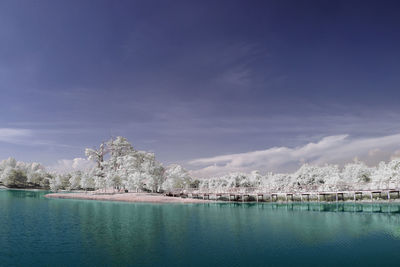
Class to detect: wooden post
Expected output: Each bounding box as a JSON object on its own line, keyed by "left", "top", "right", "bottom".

{"left": 336, "top": 193, "right": 338, "bottom": 202}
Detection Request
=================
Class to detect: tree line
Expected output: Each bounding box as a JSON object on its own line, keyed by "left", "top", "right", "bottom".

{"left": 1, "top": 136, "right": 399, "bottom": 192}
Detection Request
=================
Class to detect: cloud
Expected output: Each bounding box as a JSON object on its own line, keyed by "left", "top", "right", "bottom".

{"left": 188, "top": 133, "right": 400, "bottom": 178}
{"left": 48, "top": 158, "right": 94, "bottom": 173}
{"left": 368, "top": 148, "right": 381, "bottom": 157}
{"left": 0, "top": 127, "right": 80, "bottom": 148}
{"left": 391, "top": 150, "right": 400, "bottom": 160}
{"left": 0, "top": 128, "right": 32, "bottom": 144}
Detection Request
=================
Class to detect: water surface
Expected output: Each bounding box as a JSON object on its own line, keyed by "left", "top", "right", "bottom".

{"left": 1, "top": 189, "right": 400, "bottom": 266}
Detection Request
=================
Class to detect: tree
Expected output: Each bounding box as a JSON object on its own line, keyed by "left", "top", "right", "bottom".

{"left": 3, "top": 169, "right": 27, "bottom": 188}
{"left": 80, "top": 171, "right": 95, "bottom": 191}
{"left": 85, "top": 142, "right": 107, "bottom": 170}
{"left": 162, "top": 164, "right": 192, "bottom": 191}
{"left": 69, "top": 171, "right": 82, "bottom": 190}
{"left": 106, "top": 137, "right": 134, "bottom": 171}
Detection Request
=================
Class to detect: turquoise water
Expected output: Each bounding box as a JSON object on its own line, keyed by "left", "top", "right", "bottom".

{"left": 1, "top": 190, "right": 400, "bottom": 266}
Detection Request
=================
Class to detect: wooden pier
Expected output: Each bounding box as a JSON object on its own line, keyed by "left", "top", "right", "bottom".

{"left": 167, "top": 187, "right": 400, "bottom": 203}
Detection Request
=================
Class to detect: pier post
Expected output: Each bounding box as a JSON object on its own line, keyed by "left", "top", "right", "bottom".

{"left": 167, "top": 188, "right": 400, "bottom": 203}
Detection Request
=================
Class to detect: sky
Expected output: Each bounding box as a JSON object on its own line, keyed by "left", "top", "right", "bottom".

{"left": 1, "top": 0, "right": 400, "bottom": 177}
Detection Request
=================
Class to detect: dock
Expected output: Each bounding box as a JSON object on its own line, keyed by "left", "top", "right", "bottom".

{"left": 166, "top": 187, "right": 400, "bottom": 202}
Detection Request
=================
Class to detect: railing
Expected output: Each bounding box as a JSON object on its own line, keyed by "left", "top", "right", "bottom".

{"left": 168, "top": 181, "right": 400, "bottom": 195}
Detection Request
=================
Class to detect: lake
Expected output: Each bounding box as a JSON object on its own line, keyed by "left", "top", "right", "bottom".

{"left": 1, "top": 189, "right": 400, "bottom": 266}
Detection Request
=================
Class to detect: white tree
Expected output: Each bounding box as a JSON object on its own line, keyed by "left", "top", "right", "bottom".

{"left": 162, "top": 164, "right": 191, "bottom": 191}
{"left": 69, "top": 171, "right": 82, "bottom": 190}
{"left": 85, "top": 142, "right": 107, "bottom": 170}
{"left": 49, "top": 174, "right": 70, "bottom": 191}
{"left": 342, "top": 162, "right": 374, "bottom": 190}
{"left": 80, "top": 171, "right": 95, "bottom": 191}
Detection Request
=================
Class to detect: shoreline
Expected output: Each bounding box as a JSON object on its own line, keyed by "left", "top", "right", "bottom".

{"left": 45, "top": 192, "right": 214, "bottom": 204}
{"left": 44, "top": 191, "right": 400, "bottom": 205}
{"left": 0, "top": 187, "right": 48, "bottom": 191}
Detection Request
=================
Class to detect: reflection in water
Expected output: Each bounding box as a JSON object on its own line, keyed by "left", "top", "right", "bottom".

{"left": 1, "top": 190, "right": 400, "bottom": 266}
{"left": 0, "top": 188, "right": 49, "bottom": 199}
{"left": 198, "top": 202, "right": 400, "bottom": 244}
{"left": 270, "top": 202, "right": 400, "bottom": 213}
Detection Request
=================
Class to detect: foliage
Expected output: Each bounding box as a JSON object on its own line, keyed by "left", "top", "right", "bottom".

{"left": 0, "top": 158, "right": 50, "bottom": 189}
{"left": 2, "top": 136, "right": 400, "bottom": 193}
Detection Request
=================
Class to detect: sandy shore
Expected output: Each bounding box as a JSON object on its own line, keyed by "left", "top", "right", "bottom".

{"left": 45, "top": 191, "right": 400, "bottom": 204}
{"left": 45, "top": 192, "right": 212, "bottom": 204}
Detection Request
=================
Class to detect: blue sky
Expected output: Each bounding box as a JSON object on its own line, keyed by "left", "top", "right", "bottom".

{"left": 1, "top": 0, "right": 400, "bottom": 176}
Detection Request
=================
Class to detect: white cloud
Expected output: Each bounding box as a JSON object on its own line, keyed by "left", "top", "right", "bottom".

{"left": 368, "top": 148, "right": 381, "bottom": 157}
{"left": 0, "top": 127, "right": 79, "bottom": 147}
{"left": 391, "top": 150, "right": 400, "bottom": 160}
{"left": 188, "top": 133, "right": 400, "bottom": 178}
{"left": 48, "top": 158, "right": 94, "bottom": 173}
{"left": 0, "top": 128, "right": 32, "bottom": 143}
